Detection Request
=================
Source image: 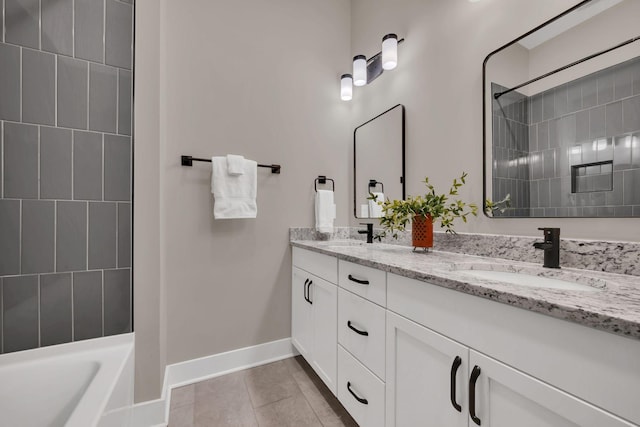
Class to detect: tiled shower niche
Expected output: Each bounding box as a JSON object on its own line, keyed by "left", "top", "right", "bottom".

{"left": 492, "top": 56, "right": 640, "bottom": 217}
{"left": 0, "top": 0, "right": 134, "bottom": 354}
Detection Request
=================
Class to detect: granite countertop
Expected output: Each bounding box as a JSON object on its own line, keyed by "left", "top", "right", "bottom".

{"left": 291, "top": 240, "right": 640, "bottom": 341}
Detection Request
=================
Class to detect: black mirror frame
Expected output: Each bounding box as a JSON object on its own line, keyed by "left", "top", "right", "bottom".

{"left": 353, "top": 104, "right": 406, "bottom": 219}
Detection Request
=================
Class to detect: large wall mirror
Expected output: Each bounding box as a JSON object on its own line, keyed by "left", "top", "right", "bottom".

{"left": 483, "top": 0, "right": 640, "bottom": 218}
{"left": 354, "top": 104, "right": 406, "bottom": 219}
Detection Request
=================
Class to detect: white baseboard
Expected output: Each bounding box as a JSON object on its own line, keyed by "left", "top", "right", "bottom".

{"left": 131, "top": 338, "right": 298, "bottom": 427}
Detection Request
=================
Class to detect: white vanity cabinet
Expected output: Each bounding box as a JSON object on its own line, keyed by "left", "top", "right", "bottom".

{"left": 387, "top": 273, "right": 640, "bottom": 427}
{"left": 291, "top": 248, "right": 338, "bottom": 394}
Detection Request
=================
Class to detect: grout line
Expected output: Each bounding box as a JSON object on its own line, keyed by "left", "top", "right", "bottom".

{"left": 71, "top": 131, "right": 74, "bottom": 200}
{"left": 18, "top": 200, "right": 22, "bottom": 274}
{"left": 86, "top": 202, "right": 89, "bottom": 270}
{"left": 115, "top": 203, "right": 118, "bottom": 267}
{"left": 19, "top": 47, "right": 22, "bottom": 122}
{"left": 54, "top": 55, "right": 58, "bottom": 126}
{"left": 0, "top": 118, "right": 125, "bottom": 138}
{"left": 72, "top": 0, "right": 75, "bottom": 58}
{"left": 53, "top": 201, "right": 57, "bottom": 272}
{"left": 101, "top": 134, "right": 104, "bottom": 200}
{"left": 38, "top": 0, "right": 41, "bottom": 50}
{"left": 102, "top": 0, "right": 106, "bottom": 64}
{"left": 37, "top": 126, "right": 40, "bottom": 199}
{"left": 37, "top": 274, "right": 41, "bottom": 347}
{"left": 2, "top": 0, "right": 4, "bottom": 43}
{"left": 101, "top": 269, "right": 104, "bottom": 337}
{"left": 116, "top": 69, "right": 119, "bottom": 134}
{"left": 1, "top": 120, "right": 3, "bottom": 199}
{"left": 71, "top": 272, "right": 75, "bottom": 341}
{"left": 87, "top": 63, "right": 91, "bottom": 129}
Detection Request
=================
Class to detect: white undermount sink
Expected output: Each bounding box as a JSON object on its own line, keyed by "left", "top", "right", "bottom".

{"left": 445, "top": 263, "right": 607, "bottom": 292}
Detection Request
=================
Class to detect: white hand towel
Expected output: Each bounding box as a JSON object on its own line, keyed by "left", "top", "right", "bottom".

{"left": 211, "top": 156, "right": 257, "bottom": 219}
{"left": 368, "top": 192, "right": 385, "bottom": 218}
{"left": 227, "top": 154, "right": 245, "bottom": 176}
{"left": 315, "top": 189, "right": 336, "bottom": 233}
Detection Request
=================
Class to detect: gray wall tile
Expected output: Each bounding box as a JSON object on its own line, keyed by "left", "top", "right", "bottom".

{"left": 606, "top": 171, "right": 623, "bottom": 206}
{"left": 634, "top": 62, "right": 640, "bottom": 95}
{"left": 73, "top": 131, "right": 103, "bottom": 200}
{"left": 530, "top": 95, "right": 542, "bottom": 124}
{"left": 632, "top": 133, "right": 640, "bottom": 168}
{"left": 537, "top": 121, "right": 549, "bottom": 150}
{"left": 22, "top": 200, "right": 55, "bottom": 274}
{"left": 554, "top": 85, "right": 568, "bottom": 117}
{"left": 118, "top": 70, "right": 132, "bottom": 135}
{"left": 589, "top": 105, "right": 605, "bottom": 138}
{"left": 615, "top": 206, "right": 632, "bottom": 217}
{"left": 0, "top": 43, "right": 21, "bottom": 121}
{"left": 58, "top": 57, "right": 88, "bottom": 130}
{"left": 105, "top": 0, "right": 132, "bottom": 69}
{"left": 89, "top": 64, "right": 117, "bottom": 133}
{"left": 0, "top": 279, "right": 2, "bottom": 352}
{"left": 597, "top": 71, "right": 614, "bottom": 105}
{"left": 118, "top": 203, "right": 131, "bottom": 268}
{"left": 542, "top": 90, "right": 554, "bottom": 121}
{"left": 40, "top": 127, "right": 72, "bottom": 199}
{"left": 56, "top": 201, "right": 87, "bottom": 272}
{"left": 613, "top": 135, "right": 632, "bottom": 170}
{"left": 5, "top": 0, "right": 39, "bottom": 49}
{"left": 73, "top": 271, "right": 102, "bottom": 340}
{"left": 0, "top": 200, "right": 20, "bottom": 276}
{"left": 75, "top": 0, "right": 104, "bottom": 63}
{"left": 614, "top": 62, "right": 634, "bottom": 101}
{"left": 104, "top": 268, "right": 130, "bottom": 336}
{"left": 41, "top": 0, "right": 73, "bottom": 55}
{"left": 2, "top": 275, "right": 39, "bottom": 352}
{"left": 548, "top": 118, "right": 560, "bottom": 149}
{"left": 538, "top": 179, "right": 550, "bottom": 207}
{"left": 40, "top": 273, "right": 72, "bottom": 346}
{"left": 88, "top": 202, "right": 116, "bottom": 269}
{"left": 623, "top": 169, "right": 640, "bottom": 205}
{"left": 104, "top": 135, "right": 131, "bottom": 201}
{"left": 634, "top": 206, "right": 640, "bottom": 217}
{"left": 4, "top": 122, "right": 38, "bottom": 198}
{"left": 22, "top": 49, "right": 55, "bottom": 125}
{"left": 575, "top": 110, "right": 589, "bottom": 142}
{"left": 623, "top": 95, "right": 640, "bottom": 133}
{"left": 543, "top": 149, "right": 555, "bottom": 179}
{"left": 567, "top": 81, "right": 582, "bottom": 113}
{"left": 582, "top": 78, "right": 597, "bottom": 108}
{"left": 605, "top": 101, "right": 623, "bottom": 137}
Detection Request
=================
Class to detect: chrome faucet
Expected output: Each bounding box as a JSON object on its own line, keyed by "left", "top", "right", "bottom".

{"left": 358, "top": 223, "right": 374, "bottom": 244}
{"left": 533, "top": 227, "right": 560, "bottom": 269}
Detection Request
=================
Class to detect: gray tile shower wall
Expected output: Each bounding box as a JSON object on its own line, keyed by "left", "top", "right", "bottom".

{"left": 492, "top": 83, "right": 531, "bottom": 216}
{"left": 0, "top": 0, "right": 133, "bottom": 354}
{"left": 527, "top": 57, "right": 640, "bottom": 217}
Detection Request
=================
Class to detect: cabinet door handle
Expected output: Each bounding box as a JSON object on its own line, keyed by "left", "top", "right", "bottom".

{"left": 450, "top": 356, "right": 462, "bottom": 412}
{"left": 347, "top": 321, "right": 369, "bottom": 336}
{"left": 469, "top": 365, "right": 482, "bottom": 426}
{"left": 347, "top": 382, "right": 368, "bottom": 405}
{"left": 303, "top": 279, "right": 309, "bottom": 303}
{"left": 348, "top": 274, "right": 370, "bottom": 285}
{"left": 306, "top": 280, "right": 313, "bottom": 305}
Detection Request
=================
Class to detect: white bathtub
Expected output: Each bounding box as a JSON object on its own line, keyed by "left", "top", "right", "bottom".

{"left": 0, "top": 333, "right": 134, "bottom": 427}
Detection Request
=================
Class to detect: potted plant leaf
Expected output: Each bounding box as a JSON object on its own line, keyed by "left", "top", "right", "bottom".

{"left": 372, "top": 172, "right": 478, "bottom": 250}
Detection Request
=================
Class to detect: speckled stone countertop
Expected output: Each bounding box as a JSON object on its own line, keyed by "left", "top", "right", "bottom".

{"left": 291, "top": 239, "right": 640, "bottom": 341}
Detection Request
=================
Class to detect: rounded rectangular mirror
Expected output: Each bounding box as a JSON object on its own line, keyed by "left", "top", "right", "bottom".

{"left": 483, "top": 0, "right": 640, "bottom": 218}
{"left": 354, "top": 104, "right": 406, "bottom": 219}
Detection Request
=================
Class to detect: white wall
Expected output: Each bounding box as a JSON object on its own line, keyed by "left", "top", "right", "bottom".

{"left": 349, "top": 0, "right": 640, "bottom": 242}
{"left": 134, "top": 0, "right": 351, "bottom": 400}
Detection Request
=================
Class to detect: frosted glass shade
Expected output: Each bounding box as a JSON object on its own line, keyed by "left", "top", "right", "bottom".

{"left": 341, "top": 74, "right": 353, "bottom": 101}
{"left": 382, "top": 34, "right": 398, "bottom": 70}
{"left": 353, "top": 55, "right": 367, "bottom": 86}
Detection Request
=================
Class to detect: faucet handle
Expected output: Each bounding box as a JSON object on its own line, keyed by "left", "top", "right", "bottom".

{"left": 537, "top": 227, "right": 560, "bottom": 242}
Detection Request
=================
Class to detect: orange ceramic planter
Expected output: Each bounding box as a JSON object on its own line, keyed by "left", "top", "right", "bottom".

{"left": 412, "top": 215, "right": 433, "bottom": 249}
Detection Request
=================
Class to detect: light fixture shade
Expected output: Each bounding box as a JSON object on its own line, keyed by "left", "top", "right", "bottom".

{"left": 382, "top": 33, "right": 398, "bottom": 70}
{"left": 341, "top": 74, "right": 353, "bottom": 101}
{"left": 353, "top": 55, "right": 367, "bottom": 86}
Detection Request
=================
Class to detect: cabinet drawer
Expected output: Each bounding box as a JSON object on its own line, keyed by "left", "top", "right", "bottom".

{"left": 338, "top": 345, "right": 385, "bottom": 427}
{"left": 338, "top": 260, "right": 386, "bottom": 306}
{"left": 338, "top": 288, "right": 386, "bottom": 380}
{"left": 293, "top": 247, "right": 338, "bottom": 284}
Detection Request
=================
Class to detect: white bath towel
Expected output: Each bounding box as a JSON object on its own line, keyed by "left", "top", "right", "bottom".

{"left": 315, "top": 189, "right": 336, "bottom": 233}
{"left": 211, "top": 156, "right": 257, "bottom": 219}
{"left": 368, "top": 192, "right": 385, "bottom": 218}
{"left": 227, "top": 154, "right": 245, "bottom": 176}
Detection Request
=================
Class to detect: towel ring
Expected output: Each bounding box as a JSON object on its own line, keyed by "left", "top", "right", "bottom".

{"left": 315, "top": 176, "right": 335, "bottom": 192}
{"left": 368, "top": 180, "right": 384, "bottom": 193}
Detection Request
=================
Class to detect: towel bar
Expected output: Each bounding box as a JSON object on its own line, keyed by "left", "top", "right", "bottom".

{"left": 315, "top": 176, "right": 335, "bottom": 192}
{"left": 181, "top": 155, "right": 281, "bottom": 174}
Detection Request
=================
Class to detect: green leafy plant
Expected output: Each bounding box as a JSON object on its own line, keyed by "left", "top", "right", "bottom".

{"left": 484, "top": 194, "right": 512, "bottom": 216}
{"left": 372, "top": 172, "right": 478, "bottom": 241}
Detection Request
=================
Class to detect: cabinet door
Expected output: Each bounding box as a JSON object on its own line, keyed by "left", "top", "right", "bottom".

{"left": 291, "top": 267, "right": 313, "bottom": 360}
{"left": 469, "top": 350, "right": 636, "bottom": 427}
{"left": 309, "top": 275, "right": 338, "bottom": 395}
{"left": 386, "top": 311, "right": 469, "bottom": 427}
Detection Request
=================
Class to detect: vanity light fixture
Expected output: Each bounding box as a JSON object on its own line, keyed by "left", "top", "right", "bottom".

{"left": 353, "top": 55, "right": 367, "bottom": 87}
{"left": 340, "top": 34, "right": 405, "bottom": 101}
{"left": 341, "top": 74, "right": 353, "bottom": 101}
{"left": 382, "top": 33, "right": 398, "bottom": 70}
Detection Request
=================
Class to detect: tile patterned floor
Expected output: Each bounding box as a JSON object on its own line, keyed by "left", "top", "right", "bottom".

{"left": 168, "top": 356, "right": 358, "bottom": 427}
